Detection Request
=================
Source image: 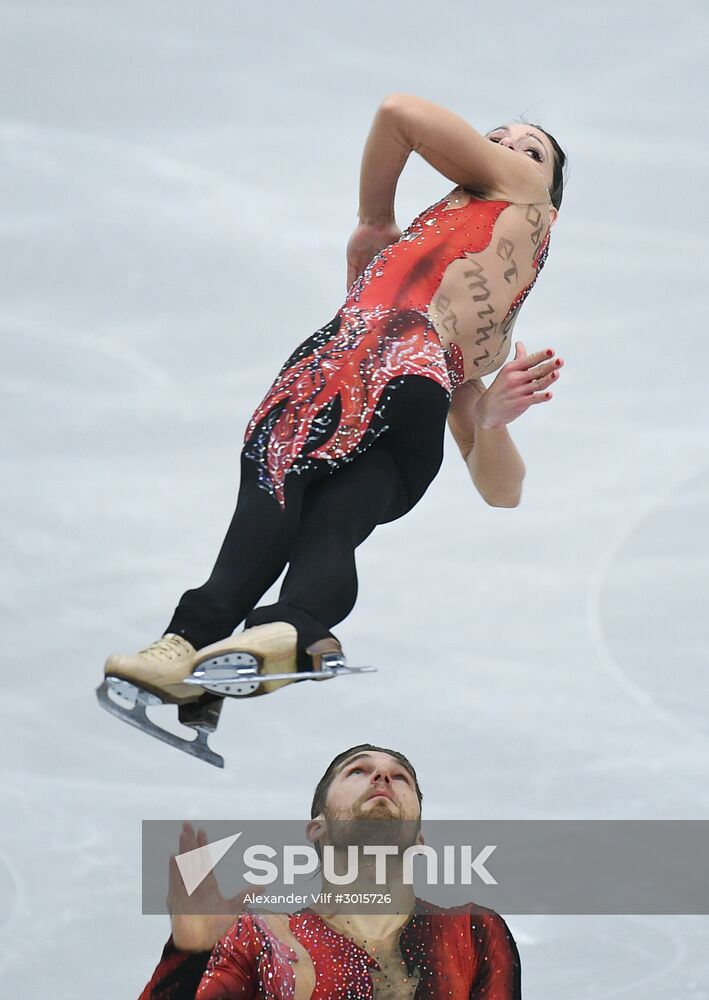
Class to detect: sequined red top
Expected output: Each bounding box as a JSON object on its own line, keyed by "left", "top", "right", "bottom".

{"left": 139, "top": 901, "right": 521, "bottom": 999}
{"left": 243, "top": 194, "right": 547, "bottom": 507}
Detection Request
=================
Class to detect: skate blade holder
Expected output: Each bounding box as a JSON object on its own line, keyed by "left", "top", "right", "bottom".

{"left": 97, "top": 677, "right": 224, "bottom": 769}
{"left": 184, "top": 650, "right": 376, "bottom": 697}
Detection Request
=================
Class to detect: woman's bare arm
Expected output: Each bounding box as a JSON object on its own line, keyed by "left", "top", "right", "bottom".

{"left": 346, "top": 93, "right": 549, "bottom": 286}
{"left": 447, "top": 380, "right": 526, "bottom": 508}
{"left": 357, "top": 93, "right": 547, "bottom": 226}
{"left": 447, "top": 344, "right": 563, "bottom": 506}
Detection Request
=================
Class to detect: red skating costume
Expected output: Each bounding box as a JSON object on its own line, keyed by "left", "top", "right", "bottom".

{"left": 244, "top": 195, "right": 549, "bottom": 506}
{"left": 147, "top": 190, "right": 551, "bottom": 684}
{"left": 139, "top": 901, "right": 521, "bottom": 999}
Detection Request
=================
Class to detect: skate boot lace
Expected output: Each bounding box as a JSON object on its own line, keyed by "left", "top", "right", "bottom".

{"left": 139, "top": 634, "right": 194, "bottom": 662}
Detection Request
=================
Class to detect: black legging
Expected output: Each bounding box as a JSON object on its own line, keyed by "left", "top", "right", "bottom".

{"left": 166, "top": 375, "right": 449, "bottom": 667}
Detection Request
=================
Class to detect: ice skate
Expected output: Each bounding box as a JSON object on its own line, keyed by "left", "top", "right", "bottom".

{"left": 185, "top": 623, "right": 376, "bottom": 698}
{"left": 98, "top": 623, "right": 374, "bottom": 767}
{"left": 97, "top": 633, "right": 225, "bottom": 767}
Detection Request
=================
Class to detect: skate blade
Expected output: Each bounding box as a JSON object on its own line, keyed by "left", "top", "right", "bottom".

{"left": 185, "top": 651, "right": 377, "bottom": 697}
{"left": 96, "top": 678, "right": 224, "bottom": 768}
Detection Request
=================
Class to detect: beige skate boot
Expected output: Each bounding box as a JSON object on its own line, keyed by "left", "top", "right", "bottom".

{"left": 97, "top": 633, "right": 225, "bottom": 768}
{"left": 187, "top": 624, "right": 363, "bottom": 698}
{"left": 103, "top": 633, "right": 200, "bottom": 703}
{"left": 188, "top": 622, "right": 305, "bottom": 697}
{"left": 97, "top": 624, "right": 374, "bottom": 768}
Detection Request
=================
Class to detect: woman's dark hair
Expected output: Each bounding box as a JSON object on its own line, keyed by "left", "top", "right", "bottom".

{"left": 528, "top": 123, "right": 567, "bottom": 210}
{"left": 310, "top": 743, "right": 423, "bottom": 818}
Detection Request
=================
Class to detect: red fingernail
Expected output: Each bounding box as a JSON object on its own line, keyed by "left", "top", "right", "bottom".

{"left": 546, "top": 349, "right": 553, "bottom": 357}
{"left": 555, "top": 358, "right": 561, "bottom": 367}
{"left": 551, "top": 371, "right": 557, "bottom": 379}
{"left": 545, "top": 392, "right": 551, "bottom": 398}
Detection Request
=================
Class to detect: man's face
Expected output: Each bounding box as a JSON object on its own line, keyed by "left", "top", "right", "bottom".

{"left": 323, "top": 750, "right": 421, "bottom": 823}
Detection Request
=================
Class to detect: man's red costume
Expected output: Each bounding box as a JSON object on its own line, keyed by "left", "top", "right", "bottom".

{"left": 140, "top": 901, "right": 521, "bottom": 999}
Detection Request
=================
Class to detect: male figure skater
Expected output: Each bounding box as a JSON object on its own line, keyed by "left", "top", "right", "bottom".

{"left": 140, "top": 743, "right": 520, "bottom": 998}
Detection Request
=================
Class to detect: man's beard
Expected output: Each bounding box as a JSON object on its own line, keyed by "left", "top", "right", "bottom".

{"left": 324, "top": 803, "right": 421, "bottom": 851}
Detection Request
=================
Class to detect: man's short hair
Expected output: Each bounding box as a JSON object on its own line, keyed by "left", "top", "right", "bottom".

{"left": 310, "top": 744, "right": 423, "bottom": 818}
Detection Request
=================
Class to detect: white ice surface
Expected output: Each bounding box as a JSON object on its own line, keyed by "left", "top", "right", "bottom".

{"left": 2, "top": 1, "right": 709, "bottom": 996}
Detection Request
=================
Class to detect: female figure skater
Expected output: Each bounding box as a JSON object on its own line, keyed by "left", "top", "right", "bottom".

{"left": 99, "top": 94, "right": 566, "bottom": 765}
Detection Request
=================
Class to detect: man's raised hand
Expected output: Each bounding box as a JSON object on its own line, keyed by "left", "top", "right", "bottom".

{"left": 168, "top": 823, "right": 247, "bottom": 953}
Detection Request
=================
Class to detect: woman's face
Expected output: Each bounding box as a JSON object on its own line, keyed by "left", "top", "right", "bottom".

{"left": 486, "top": 123, "right": 557, "bottom": 195}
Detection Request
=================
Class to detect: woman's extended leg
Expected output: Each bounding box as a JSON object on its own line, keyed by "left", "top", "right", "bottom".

{"left": 246, "top": 376, "right": 450, "bottom": 657}
{"left": 164, "top": 444, "right": 324, "bottom": 650}
{"left": 99, "top": 376, "right": 449, "bottom": 763}
{"left": 245, "top": 445, "right": 408, "bottom": 659}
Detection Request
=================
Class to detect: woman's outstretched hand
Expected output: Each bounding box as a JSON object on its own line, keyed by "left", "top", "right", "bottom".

{"left": 475, "top": 342, "right": 563, "bottom": 429}
{"left": 346, "top": 220, "right": 403, "bottom": 288}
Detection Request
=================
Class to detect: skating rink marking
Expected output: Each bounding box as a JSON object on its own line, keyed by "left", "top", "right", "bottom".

{"left": 601, "top": 917, "right": 689, "bottom": 998}
{"left": 586, "top": 462, "right": 709, "bottom": 753}
{"left": 0, "top": 837, "right": 28, "bottom": 976}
